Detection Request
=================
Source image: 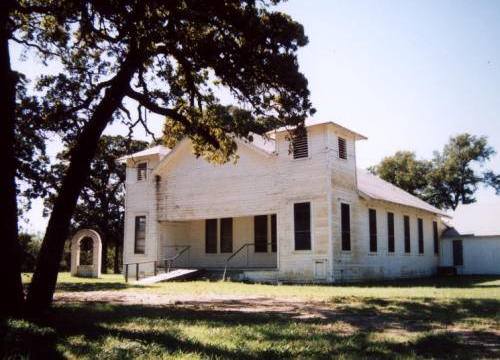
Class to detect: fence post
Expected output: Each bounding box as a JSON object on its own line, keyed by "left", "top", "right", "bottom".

{"left": 154, "top": 261, "right": 157, "bottom": 276}
{"left": 125, "top": 264, "right": 129, "bottom": 283}
{"left": 136, "top": 263, "right": 139, "bottom": 281}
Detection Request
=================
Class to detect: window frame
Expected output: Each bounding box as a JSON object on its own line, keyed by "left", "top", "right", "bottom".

{"left": 137, "top": 161, "right": 148, "bottom": 181}
{"left": 254, "top": 215, "right": 269, "bottom": 253}
{"left": 404, "top": 215, "right": 411, "bottom": 254}
{"left": 271, "top": 214, "right": 277, "bottom": 253}
{"left": 293, "top": 202, "right": 312, "bottom": 251}
{"left": 220, "top": 218, "right": 233, "bottom": 253}
{"left": 134, "top": 215, "right": 147, "bottom": 255}
{"left": 418, "top": 218, "right": 424, "bottom": 254}
{"left": 341, "top": 203, "right": 351, "bottom": 251}
{"left": 205, "top": 219, "right": 218, "bottom": 254}
{"left": 387, "top": 212, "right": 395, "bottom": 253}
{"left": 433, "top": 221, "right": 439, "bottom": 255}
{"left": 369, "top": 209, "right": 377, "bottom": 253}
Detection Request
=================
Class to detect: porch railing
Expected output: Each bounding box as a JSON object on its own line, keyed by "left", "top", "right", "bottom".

{"left": 124, "top": 260, "right": 158, "bottom": 283}
{"left": 223, "top": 242, "right": 276, "bottom": 280}
{"left": 163, "top": 245, "right": 190, "bottom": 272}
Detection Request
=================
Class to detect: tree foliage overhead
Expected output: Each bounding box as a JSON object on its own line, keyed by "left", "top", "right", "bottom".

{"left": 370, "top": 134, "right": 500, "bottom": 211}
{"left": 6, "top": 0, "right": 315, "bottom": 312}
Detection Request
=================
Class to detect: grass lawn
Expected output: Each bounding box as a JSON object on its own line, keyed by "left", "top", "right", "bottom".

{"left": 3, "top": 273, "right": 499, "bottom": 359}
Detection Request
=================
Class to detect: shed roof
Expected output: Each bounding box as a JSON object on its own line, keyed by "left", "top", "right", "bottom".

{"left": 357, "top": 169, "right": 448, "bottom": 216}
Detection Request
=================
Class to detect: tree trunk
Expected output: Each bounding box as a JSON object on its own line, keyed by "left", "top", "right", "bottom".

{"left": 0, "top": 0, "right": 25, "bottom": 316}
{"left": 101, "top": 229, "right": 108, "bottom": 274}
{"left": 113, "top": 233, "right": 121, "bottom": 274}
{"left": 26, "top": 50, "right": 140, "bottom": 313}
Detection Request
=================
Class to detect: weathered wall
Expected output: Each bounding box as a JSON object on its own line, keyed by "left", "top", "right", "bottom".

{"left": 332, "top": 197, "right": 443, "bottom": 281}
{"left": 441, "top": 236, "right": 500, "bottom": 275}
{"left": 123, "top": 123, "right": 445, "bottom": 282}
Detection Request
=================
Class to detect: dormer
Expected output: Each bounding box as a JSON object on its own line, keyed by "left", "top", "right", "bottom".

{"left": 118, "top": 145, "right": 170, "bottom": 185}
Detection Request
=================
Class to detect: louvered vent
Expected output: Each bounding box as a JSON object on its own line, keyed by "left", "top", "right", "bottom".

{"left": 338, "top": 137, "right": 347, "bottom": 159}
{"left": 292, "top": 133, "right": 308, "bottom": 159}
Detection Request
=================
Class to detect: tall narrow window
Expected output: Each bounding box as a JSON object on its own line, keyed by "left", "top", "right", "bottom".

{"left": 404, "top": 216, "right": 411, "bottom": 253}
{"left": 387, "top": 212, "right": 395, "bottom": 253}
{"left": 341, "top": 203, "right": 351, "bottom": 251}
{"left": 254, "top": 215, "right": 268, "bottom": 252}
{"left": 338, "top": 137, "right": 347, "bottom": 160}
{"left": 453, "top": 240, "right": 463, "bottom": 266}
{"left": 292, "top": 132, "right": 308, "bottom": 159}
{"left": 205, "top": 219, "right": 217, "bottom": 253}
{"left": 134, "top": 216, "right": 146, "bottom": 254}
{"left": 271, "top": 214, "right": 277, "bottom": 253}
{"left": 418, "top": 218, "right": 424, "bottom": 254}
{"left": 220, "top": 218, "right": 233, "bottom": 253}
{"left": 369, "top": 209, "right": 377, "bottom": 252}
{"left": 433, "top": 221, "right": 439, "bottom": 255}
{"left": 294, "top": 202, "right": 311, "bottom": 250}
{"left": 137, "top": 162, "right": 147, "bottom": 181}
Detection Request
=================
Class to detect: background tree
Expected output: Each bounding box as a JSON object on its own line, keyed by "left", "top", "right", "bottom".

{"left": 13, "top": 0, "right": 314, "bottom": 312}
{"left": 45, "top": 136, "right": 148, "bottom": 274}
{"left": 1, "top": 0, "right": 79, "bottom": 316}
{"left": 370, "top": 134, "right": 500, "bottom": 210}
{"left": 423, "top": 134, "right": 499, "bottom": 210}
{"left": 368, "top": 151, "right": 432, "bottom": 197}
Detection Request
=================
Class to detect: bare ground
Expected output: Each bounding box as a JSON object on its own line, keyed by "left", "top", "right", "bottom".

{"left": 54, "top": 290, "right": 500, "bottom": 355}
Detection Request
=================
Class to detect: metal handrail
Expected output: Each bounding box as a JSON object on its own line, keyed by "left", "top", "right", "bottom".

{"left": 222, "top": 242, "right": 276, "bottom": 280}
{"left": 124, "top": 259, "right": 159, "bottom": 283}
{"left": 163, "top": 245, "right": 190, "bottom": 273}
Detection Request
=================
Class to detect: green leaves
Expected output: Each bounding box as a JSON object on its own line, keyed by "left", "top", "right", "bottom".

{"left": 371, "top": 134, "right": 499, "bottom": 210}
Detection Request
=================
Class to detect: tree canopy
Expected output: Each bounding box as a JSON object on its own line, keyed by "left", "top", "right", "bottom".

{"left": 2, "top": 0, "right": 315, "bottom": 314}
{"left": 370, "top": 134, "right": 500, "bottom": 211}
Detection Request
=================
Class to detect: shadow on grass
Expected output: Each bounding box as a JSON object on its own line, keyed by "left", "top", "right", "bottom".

{"left": 54, "top": 282, "right": 148, "bottom": 292}
{"left": 329, "top": 275, "right": 500, "bottom": 289}
{"left": 2, "top": 296, "right": 499, "bottom": 359}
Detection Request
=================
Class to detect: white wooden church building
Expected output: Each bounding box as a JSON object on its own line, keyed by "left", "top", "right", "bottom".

{"left": 119, "top": 121, "right": 449, "bottom": 282}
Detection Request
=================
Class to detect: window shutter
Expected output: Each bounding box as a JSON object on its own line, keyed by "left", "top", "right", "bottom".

{"left": 220, "top": 218, "right": 233, "bottom": 253}
{"left": 369, "top": 209, "right": 377, "bottom": 252}
{"left": 433, "top": 221, "right": 439, "bottom": 255}
{"left": 338, "top": 137, "right": 347, "bottom": 159}
{"left": 294, "top": 203, "right": 311, "bottom": 250}
{"left": 205, "top": 219, "right": 217, "bottom": 253}
{"left": 137, "top": 162, "right": 147, "bottom": 181}
{"left": 271, "top": 214, "right": 277, "bottom": 253}
{"left": 292, "top": 133, "right": 308, "bottom": 159}
{"left": 341, "top": 203, "right": 351, "bottom": 251}
{"left": 254, "top": 215, "right": 268, "bottom": 252}
{"left": 134, "top": 216, "right": 146, "bottom": 254}
{"left": 404, "top": 216, "right": 411, "bottom": 253}
{"left": 387, "top": 212, "right": 395, "bottom": 253}
{"left": 418, "top": 218, "right": 424, "bottom": 254}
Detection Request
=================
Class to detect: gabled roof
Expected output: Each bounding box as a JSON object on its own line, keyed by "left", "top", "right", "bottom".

{"left": 117, "top": 145, "right": 170, "bottom": 163}
{"left": 267, "top": 120, "right": 367, "bottom": 141}
{"left": 357, "top": 169, "right": 448, "bottom": 217}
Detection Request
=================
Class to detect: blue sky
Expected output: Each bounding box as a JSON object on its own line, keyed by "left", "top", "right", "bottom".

{"left": 15, "top": 0, "right": 500, "bottom": 235}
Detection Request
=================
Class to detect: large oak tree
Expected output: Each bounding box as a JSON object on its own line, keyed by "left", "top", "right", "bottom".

{"left": 7, "top": 0, "right": 314, "bottom": 313}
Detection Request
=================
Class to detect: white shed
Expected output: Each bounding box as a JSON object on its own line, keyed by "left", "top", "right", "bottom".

{"left": 441, "top": 228, "right": 500, "bottom": 275}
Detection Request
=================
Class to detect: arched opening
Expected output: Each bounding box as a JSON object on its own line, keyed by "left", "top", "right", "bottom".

{"left": 79, "top": 237, "right": 94, "bottom": 265}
